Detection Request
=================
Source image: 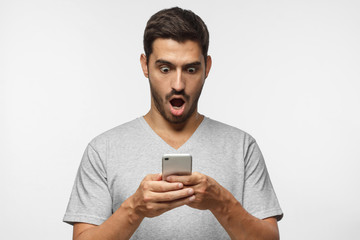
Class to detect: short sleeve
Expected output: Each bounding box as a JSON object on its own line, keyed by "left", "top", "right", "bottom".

{"left": 63, "top": 143, "right": 112, "bottom": 225}
{"left": 243, "top": 140, "right": 283, "bottom": 221}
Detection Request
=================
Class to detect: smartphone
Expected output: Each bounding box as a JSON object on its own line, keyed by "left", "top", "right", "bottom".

{"left": 162, "top": 153, "right": 192, "bottom": 180}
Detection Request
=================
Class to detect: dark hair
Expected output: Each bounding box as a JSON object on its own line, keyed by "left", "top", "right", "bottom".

{"left": 143, "top": 7, "right": 209, "bottom": 63}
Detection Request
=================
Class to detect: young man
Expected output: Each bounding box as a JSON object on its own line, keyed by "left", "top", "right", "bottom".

{"left": 64, "top": 7, "right": 283, "bottom": 240}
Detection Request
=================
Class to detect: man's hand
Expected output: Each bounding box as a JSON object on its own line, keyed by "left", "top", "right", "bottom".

{"left": 166, "top": 172, "right": 279, "bottom": 240}
{"left": 165, "top": 172, "right": 228, "bottom": 211}
{"left": 129, "top": 173, "right": 196, "bottom": 219}
{"left": 73, "top": 174, "right": 196, "bottom": 240}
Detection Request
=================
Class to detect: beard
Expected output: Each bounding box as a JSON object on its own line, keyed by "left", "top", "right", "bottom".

{"left": 148, "top": 78, "right": 203, "bottom": 124}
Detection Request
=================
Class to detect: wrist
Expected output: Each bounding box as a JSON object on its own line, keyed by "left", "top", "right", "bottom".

{"left": 121, "top": 196, "right": 144, "bottom": 225}
{"left": 210, "top": 187, "right": 244, "bottom": 222}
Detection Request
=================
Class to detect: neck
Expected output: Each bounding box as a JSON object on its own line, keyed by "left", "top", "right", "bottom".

{"left": 143, "top": 108, "right": 204, "bottom": 149}
{"left": 144, "top": 108, "right": 204, "bottom": 133}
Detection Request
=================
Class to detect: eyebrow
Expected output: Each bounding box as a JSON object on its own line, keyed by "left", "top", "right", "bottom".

{"left": 184, "top": 62, "right": 201, "bottom": 68}
{"left": 155, "top": 59, "right": 173, "bottom": 65}
{"left": 155, "top": 59, "right": 202, "bottom": 67}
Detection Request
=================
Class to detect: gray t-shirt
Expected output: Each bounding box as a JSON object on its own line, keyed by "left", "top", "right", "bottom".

{"left": 63, "top": 117, "right": 283, "bottom": 239}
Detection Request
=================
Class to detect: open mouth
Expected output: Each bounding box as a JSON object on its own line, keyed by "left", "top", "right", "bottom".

{"left": 169, "top": 98, "right": 186, "bottom": 116}
{"left": 170, "top": 98, "right": 185, "bottom": 109}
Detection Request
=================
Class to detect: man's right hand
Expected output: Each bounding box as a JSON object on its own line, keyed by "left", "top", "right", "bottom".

{"left": 129, "top": 173, "right": 195, "bottom": 219}
{"left": 74, "top": 173, "right": 195, "bottom": 240}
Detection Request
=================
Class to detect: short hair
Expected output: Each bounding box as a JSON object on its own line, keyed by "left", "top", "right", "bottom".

{"left": 143, "top": 7, "right": 210, "bottom": 63}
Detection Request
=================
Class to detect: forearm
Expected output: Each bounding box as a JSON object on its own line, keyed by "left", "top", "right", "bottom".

{"left": 211, "top": 190, "right": 279, "bottom": 240}
{"left": 75, "top": 197, "right": 143, "bottom": 240}
{"left": 74, "top": 173, "right": 193, "bottom": 240}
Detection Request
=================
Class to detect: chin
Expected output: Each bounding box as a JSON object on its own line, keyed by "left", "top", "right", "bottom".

{"left": 165, "top": 114, "right": 188, "bottom": 124}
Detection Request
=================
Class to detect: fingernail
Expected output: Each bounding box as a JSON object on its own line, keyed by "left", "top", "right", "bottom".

{"left": 188, "top": 188, "right": 194, "bottom": 194}
{"left": 178, "top": 183, "right": 183, "bottom": 188}
{"left": 189, "top": 195, "right": 195, "bottom": 202}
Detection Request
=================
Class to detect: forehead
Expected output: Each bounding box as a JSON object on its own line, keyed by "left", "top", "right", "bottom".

{"left": 150, "top": 38, "right": 204, "bottom": 64}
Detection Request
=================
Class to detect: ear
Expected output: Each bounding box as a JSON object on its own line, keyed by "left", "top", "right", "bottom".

{"left": 205, "top": 55, "right": 212, "bottom": 79}
{"left": 140, "top": 54, "right": 149, "bottom": 78}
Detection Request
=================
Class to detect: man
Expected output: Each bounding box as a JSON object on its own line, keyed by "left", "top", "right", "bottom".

{"left": 64, "top": 7, "right": 283, "bottom": 240}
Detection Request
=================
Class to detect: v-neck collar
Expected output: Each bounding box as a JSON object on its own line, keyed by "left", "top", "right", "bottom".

{"left": 138, "top": 116, "right": 208, "bottom": 152}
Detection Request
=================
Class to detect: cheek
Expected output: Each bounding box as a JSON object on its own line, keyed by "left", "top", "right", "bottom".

{"left": 150, "top": 80, "right": 171, "bottom": 99}
{"left": 149, "top": 73, "right": 168, "bottom": 89}
{"left": 187, "top": 80, "right": 204, "bottom": 95}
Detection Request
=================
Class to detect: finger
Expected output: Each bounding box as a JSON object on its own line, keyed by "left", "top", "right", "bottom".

{"left": 147, "top": 181, "right": 184, "bottom": 192}
{"left": 156, "top": 188, "right": 194, "bottom": 202}
{"left": 166, "top": 173, "right": 199, "bottom": 185}
{"left": 144, "top": 173, "right": 162, "bottom": 181}
{"left": 145, "top": 188, "right": 194, "bottom": 203}
{"left": 154, "top": 194, "right": 196, "bottom": 212}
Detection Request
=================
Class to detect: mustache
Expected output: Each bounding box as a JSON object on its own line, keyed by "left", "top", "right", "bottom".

{"left": 165, "top": 89, "right": 190, "bottom": 101}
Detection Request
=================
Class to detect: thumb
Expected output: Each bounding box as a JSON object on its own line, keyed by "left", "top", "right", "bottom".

{"left": 146, "top": 173, "right": 162, "bottom": 181}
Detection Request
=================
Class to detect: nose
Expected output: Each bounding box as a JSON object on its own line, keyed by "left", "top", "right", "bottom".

{"left": 170, "top": 68, "right": 185, "bottom": 92}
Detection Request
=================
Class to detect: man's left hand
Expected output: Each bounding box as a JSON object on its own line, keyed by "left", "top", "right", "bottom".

{"left": 166, "top": 172, "right": 231, "bottom": 212}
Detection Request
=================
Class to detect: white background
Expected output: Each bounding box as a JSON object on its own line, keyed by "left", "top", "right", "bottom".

{"left": 1, "top": 0, "right": 360, "bottom": 239}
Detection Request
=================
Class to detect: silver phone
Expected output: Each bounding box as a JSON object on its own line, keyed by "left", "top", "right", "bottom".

{"left": 162, "top": 153, "right": 192, "bottom": 180}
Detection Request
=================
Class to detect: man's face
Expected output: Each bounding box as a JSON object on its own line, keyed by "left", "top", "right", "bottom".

{"left": 141, "top": 38, "right": 211, "bottom": 124}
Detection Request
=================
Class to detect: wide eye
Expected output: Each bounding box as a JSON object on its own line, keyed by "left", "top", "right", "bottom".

{"left": 160, "top": 66, "right": 170, "bottom": 73}
{"left": 187, "top": 67, "right": 196, "bottom": 73}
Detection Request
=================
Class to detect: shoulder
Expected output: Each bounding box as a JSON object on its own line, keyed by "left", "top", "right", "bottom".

{"left": 88, "top": 117, "right": 143, "bottom": 149}
{"left": 203, "top": 117, "right": 256, "bottom": 145}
